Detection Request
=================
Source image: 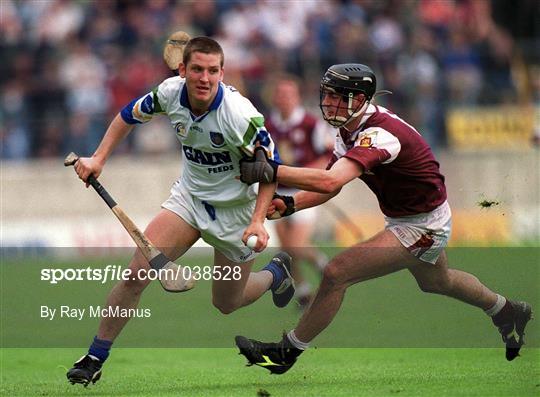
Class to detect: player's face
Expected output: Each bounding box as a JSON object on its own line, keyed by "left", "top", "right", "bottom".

{"left": 181, "top": 52, "right": 224, "bottom": 111}
{"left": 273, "top": 81, "right": 300, "bottom": 114}
{"left": 320, "top": 90, "right": 343, "bottom": 120}
{"left": 320, "top": 89, "right": 366, "bottom": 127}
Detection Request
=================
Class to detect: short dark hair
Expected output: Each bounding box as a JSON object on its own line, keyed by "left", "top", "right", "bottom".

{"left": 183, "top": 37, "right": 224, "bottom": 67}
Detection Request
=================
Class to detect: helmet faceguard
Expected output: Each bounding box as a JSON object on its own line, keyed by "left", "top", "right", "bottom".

{"left": 319, "top": 64, "right": 377, "bottom": 128}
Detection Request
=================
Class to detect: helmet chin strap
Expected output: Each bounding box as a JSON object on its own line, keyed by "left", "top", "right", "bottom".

{"left": 340, "top": 95, "right": 369, "bottom": 130}
{"left": 348, "top": 93, "right": 369, "bottom": 119}
{"left": 329, "top": 115, "right": 347, "bottom": 127}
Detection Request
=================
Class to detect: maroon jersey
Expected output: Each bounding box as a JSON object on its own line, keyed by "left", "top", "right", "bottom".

{"left": 327, "top": 104, "right": 447, "bottom": 217}
{"left": 266, "top": 107, "right": 333, "bottom": 167}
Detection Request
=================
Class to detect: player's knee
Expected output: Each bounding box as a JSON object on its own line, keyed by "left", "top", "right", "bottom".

{"left": 212, "top": 298, "right": 240, "bottom": 315}
{"left": 321, "top": 260, "right": 347, "bottom": 288}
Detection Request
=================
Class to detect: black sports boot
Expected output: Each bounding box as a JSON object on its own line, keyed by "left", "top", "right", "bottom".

{"left": 235, "top": 334, "right": 303, "bottom": 374}
{"left": 494, "top": 300, "right": 533, "bottom": 361}
{"left": 66, "top": 354, "right": 103, "bottom": 386}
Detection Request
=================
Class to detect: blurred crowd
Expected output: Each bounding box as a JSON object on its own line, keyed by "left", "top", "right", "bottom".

{"left": 1, "top": 0, "right": 538, "bottom": 159}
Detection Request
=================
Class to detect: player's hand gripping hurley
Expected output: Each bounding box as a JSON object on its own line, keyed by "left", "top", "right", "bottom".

{"left": 64, "top": 152, "right": 196, "bottom": 293}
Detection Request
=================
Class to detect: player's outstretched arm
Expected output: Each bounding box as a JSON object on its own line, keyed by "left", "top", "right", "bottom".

{"left": 239, "top": 147, "right": 362, "bottom": 193}
{"left": 294, "top": 190, "right": 340, "bottom": 211}
{"left": 267, "top": 190, "right": 339, "bottom": 220}
{"left": 73, "top": 114, "right": 134, "bottom": 185}
{"left": 278, "top": 157, "right": 362, "bottom": 194}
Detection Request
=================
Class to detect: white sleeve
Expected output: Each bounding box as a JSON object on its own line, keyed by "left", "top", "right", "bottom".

{"left": 120, "top": 77, "right": 181, "bottom": 124}
{"left": 155, "top": 76, "right": 183, "bottom": 114}
{"left": 222, "top": 88, "right": 278, "bottom": 160}
{"left": 354, "top": 127, "right": 401, "bottom": 164}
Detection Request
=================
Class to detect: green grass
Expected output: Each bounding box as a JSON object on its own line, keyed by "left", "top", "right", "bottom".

{"left": 1, "top": 248, "right": 538, "bottom": 348}
{"left": 1, "top": 348, "right": 538, "bottom": 396}
{"left": 1, "top": 247, "right": 539, "bottom": 395}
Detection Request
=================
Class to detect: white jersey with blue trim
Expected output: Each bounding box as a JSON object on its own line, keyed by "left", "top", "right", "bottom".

{"left": 121, "top": 76, "right": 279, "bottom": 206}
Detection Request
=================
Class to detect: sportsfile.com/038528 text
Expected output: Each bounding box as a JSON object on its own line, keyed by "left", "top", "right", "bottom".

{"left": 40, "top": 265, "right": 242, "bottom": 285}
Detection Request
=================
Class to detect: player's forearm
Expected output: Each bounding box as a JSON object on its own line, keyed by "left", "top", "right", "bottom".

{"left": 277, "top": 166, "right": 339, "bottom": 194}
{"left": 294, "top": 190, "right": 339, "bottom": 211}
{"left": 278, "top": 158, "right": 362, "bottom": 194}
{"left": 92, "top": 114, "right": 135, "bottom": 164}
{"left": 252, "top": 182, "right": 277, "bottom": 223}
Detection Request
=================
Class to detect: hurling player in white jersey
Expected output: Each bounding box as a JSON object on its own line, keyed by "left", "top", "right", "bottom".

{"left": 66, "top": 37, "right": 295, "bottom": 387}
{"left": 235, "top": 63, "right": 532, "bottom": 374}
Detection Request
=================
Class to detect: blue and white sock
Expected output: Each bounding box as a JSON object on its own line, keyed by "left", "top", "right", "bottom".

{"left": 263, "top": 260, "right": 284, "bottom": 291}
{"left": 88, "top": 336, "right": 113, "bottom": 362}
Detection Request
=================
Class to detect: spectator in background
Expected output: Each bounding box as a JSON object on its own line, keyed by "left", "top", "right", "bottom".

{"left": 191, "top": 0, "right": 219, "bottom": 37}
{"left": 0, "top": 0, "right": 535, "bottom": 159}
{"left": 441, "top": 23, "right": 483, "bottom": 106}
{"left": 470, "top": 0, "right": 517, "bottom": 104}
{"left": 83, "top": 2, "right": 122, "bottom": 56}
{"left": 1, "top": 79, "right": 30, "bottom": 159}
{"left": 256, "top": 0, "right": 316, "bottom": 75}
{"left": 369, "top": 10, "right": 404, "bottom": 64}
{"left": 27, "top": 54, "right": 67, "bottom": 157}
{"left": 0, "top": 0, "right": 23, "bottom": 45}
{"left": 34, "top": 0, "right": 84, "bottom": 45}
{"left": 59, "top": 38, "right": 109, "bottom": 155}
{"left": 264, "top": 74, "right": 333, "bottom": 309}
{"left": 397, "top": 26, "right": 442, "bottom": 149}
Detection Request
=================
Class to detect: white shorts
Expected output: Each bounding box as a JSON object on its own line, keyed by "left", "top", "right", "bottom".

{"left": 385, "top": 201, "right": 452, "bottom": 264}
{"left": 162, "top": 182, "right": 258, "bottom": 263}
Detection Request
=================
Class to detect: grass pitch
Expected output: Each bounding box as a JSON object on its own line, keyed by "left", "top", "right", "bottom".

{"left": 1, "top": 347, "right": 539, "bottom": 396}
{"left": 1, "top": 247, "right": 539, "bottom": 395}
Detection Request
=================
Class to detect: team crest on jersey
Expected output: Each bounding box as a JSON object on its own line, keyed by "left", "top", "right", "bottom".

{"left": 175, "top": 122, "right": 187, "bottom": 138}
{"left": 357, "top": 131, "right": 378, "bottom": 148}
{"left": 359, "top": 136, "right": 372, "bottom": 147}
{"left": 209, "top": 131, "right": 225, "bottom": 148}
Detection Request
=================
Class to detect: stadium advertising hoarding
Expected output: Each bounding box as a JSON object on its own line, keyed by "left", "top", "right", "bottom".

{"left": 447, "top": 105, "right": 538, "bottom": 150}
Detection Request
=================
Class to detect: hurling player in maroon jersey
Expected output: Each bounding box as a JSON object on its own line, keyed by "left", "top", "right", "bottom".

{"left": 265, "top": 75, "right": 334, "bottom": 309}
{"left": 235, "top": 63, "right": 532, "bottom": 374}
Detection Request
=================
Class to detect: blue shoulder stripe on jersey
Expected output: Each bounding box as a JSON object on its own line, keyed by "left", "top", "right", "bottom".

{"left": 141, "top": 94, "right": 154, "bottom": 113}
{"left": 180, "top": 83, "right": 224, "bottom": 121}
{"left": 120, "top": 94, "right": 153, "bottom": 124}
{"left": 255, "top": 130, "right": 282, "bottom": 164}
{"left": 121, "top": 98, "right": 141, "bottom": 124}
{"left": 255, "top": 130, "right": 271, "bottom": 148}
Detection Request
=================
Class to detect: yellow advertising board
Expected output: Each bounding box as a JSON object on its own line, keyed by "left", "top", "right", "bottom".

{"left": 335, "top": 210, "right": 511, "bottom": 247}
{"left": 447, "top": 106, "right": 536, "bottom": 150}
